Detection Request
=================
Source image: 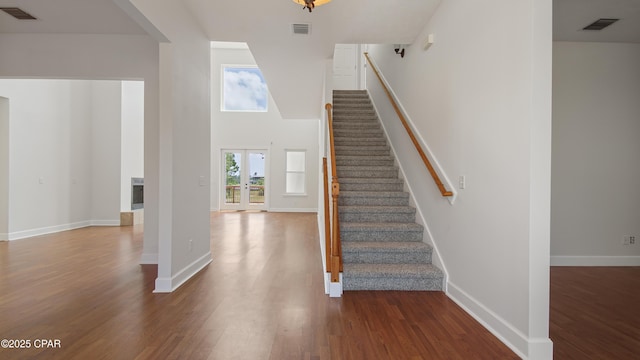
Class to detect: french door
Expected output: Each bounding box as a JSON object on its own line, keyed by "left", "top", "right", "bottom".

{"left": 221, "top": 149, "right": 268, "bottom": 211}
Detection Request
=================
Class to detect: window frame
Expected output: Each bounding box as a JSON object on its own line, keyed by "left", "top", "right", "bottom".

{"left": 284, "top": 149, "right": 307, "bottom": 196}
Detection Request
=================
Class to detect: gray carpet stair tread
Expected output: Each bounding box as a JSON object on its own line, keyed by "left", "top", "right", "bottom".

{"left": 343, "top": 263, "right": 443, "bottom": 279}
{"left": 334, "top": 138, "right": 386, "bottom": 142}
{"left": 340, "top": 191, "right": 408, "bottom": 198}
{"left": 332, "top": 89, "right": 443, "bottom": 292}
{"left": 339, "top": 178, "right": 403, "bottom": 184}
{"left": 339, "top": 205, "right": 415, "bottom": 214}
{"left": 342, "top": 241, "right": 431, "bottom": 253}
{"left": 335, "top": 145, "right": 389, "bottom": 150}
{"left": 337, "top": 166, "right": 397, "bottom": 172}
{"left": 337, "top": 155, "right": 394, "bottom": 160}
{"left": 340, "top": 222, "right": 423, "bottom": 232}
{"left": 336, "top": 158, "right": 394, "bottom": 165}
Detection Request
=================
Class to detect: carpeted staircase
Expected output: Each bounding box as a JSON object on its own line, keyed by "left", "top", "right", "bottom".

{"left": 332, "top": 90, "right": 444, "bottom": 291}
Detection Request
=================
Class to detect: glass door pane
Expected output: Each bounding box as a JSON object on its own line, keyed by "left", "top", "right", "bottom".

{"left": 224, "top": 151, "right": 242, "bottom": 207}
{"left": 221, "top": 149, "right": 268, "bottom": 211}
{"left": 248, "top": 152, "right": 266, "bottom": 206}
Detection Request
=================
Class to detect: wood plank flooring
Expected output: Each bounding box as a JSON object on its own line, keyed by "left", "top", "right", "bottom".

{"left": 550, "top": 266, "right": 640, "bottom": 359}
{"left": 2, "top": 212, "right": 515, "bottom": 359}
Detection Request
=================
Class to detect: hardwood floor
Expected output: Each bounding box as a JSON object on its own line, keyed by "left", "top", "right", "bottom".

{"left": 2, "top": 212, "right": 518, "bottom": 359}
{"left": 550, "top": 266, "right": 640, "bottom": 359}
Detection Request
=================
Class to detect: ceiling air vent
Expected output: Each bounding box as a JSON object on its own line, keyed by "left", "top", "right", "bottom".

{"left": 292, "top": 23, "right": 311, "bottom": 35}
{"left": 583, "top": 18, "right": 619, "bottom": 31}
{"left": 0, "top": 7, "right": 37, "bottom": 20}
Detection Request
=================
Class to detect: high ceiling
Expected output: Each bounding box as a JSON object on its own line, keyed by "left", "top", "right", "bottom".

{"left": 185, "top": 0, "right": 441, "bottom": 45}
{"left": 0, "top": 0, "right": 441, "bottom": 44}
{"left": 0, "top": 0, "right": 442, "bottom": 118}
{"left": 0, "top": 0, "right": 146, "bottom": 35}
{"left": 1, "top": 0, "right": 639, "bottom": 117}
{"left": 1, "top": 0, "right": 639, "bottom": 43}
{"left": 554, "top": 0, "right": 640, "bottom": 43}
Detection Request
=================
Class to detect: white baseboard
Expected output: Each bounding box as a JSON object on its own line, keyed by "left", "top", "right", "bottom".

{"left": 551, "top": 255, "right": 640, "bottom": 266}
{"left": 7, "top": 221, "right": 92, "bottom": 240}
{"left": 5, "top": 220, "right": 124, "bottom": 240}
{"left": 269, "top": 208, "right": 317, "bottom": 213}
{"left": 154, "top": 277, "right": 172, "bottom": 293}
{"left": 153, "top": 251, "right": 212, "bottom": 293}
{"left": 527, "top": 338, "right": 555, "bottom": 360}
{"left": 91, "top": 220, "right": 121, "bottom": 226}
{"left": 139, "top": 252, "right": 158, "bottom": 264}
{"left": 447, "top": 281, "right": 552, "bottom": 360}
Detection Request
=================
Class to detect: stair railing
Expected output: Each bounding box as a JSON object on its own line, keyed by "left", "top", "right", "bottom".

{"left": 363, "top": 52, "right": 453, "bottom": 197}
{"left": 324, "top": 103, "right": 342, "bottom": 283}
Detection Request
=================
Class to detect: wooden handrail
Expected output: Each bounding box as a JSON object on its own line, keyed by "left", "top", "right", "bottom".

{"left": 322, "top": 157, "right": 331, "bottom": 273}
{"left": 363, "top": 52, "right": 453, "bottom": 197}
{"left": 325, "top": 103, "right": 342, "bottom": 282}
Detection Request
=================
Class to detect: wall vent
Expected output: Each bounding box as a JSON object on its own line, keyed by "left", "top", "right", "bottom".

{"left": 292, "top": 23, "right": 311, "bottom": 35}
{"left": 0, "top": 7, "right": 37, "bottom": 20}
{"left": 583, "top": 18, "right": 619, "bottom": 30}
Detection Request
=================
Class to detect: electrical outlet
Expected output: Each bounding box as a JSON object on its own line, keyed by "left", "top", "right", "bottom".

{"left": 189, "top": 239, "right": 193, "bottom": 252}
{"left": 623, "top": 236, "right": 636, "bottom": 245}
{"left": 631, "top": 236, "right": 636, "bottom": 245}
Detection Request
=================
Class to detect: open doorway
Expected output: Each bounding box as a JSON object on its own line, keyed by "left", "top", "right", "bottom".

{"left": 0, "top": 79, "right": 144, "bottom": 240}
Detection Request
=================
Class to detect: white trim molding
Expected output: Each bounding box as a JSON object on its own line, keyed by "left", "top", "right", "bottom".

{"left": 447, "top": 282, "right": 553, "bottom": 360}
{"left": 551, "top": 256, "right": 640, "bottom": 266}
{"left": 139, "top": 253, "right": 159, "bottom": 265}
{"left": 329, "top": 273, "right": 343, "bottom": 298}
{"left": 6, "top": 221, "right": 92, "bottom": 241}
{"left": 91, "top": 220, "right": 121, "bottom": 226}
{"left": 269, "top": 208, "right": 317, "bottom": 213}
{"left": 153, "top": 252, "right": 212, "bottom": 293}
{"left": 5, "top": 220, "right": 122, "bottom": 241}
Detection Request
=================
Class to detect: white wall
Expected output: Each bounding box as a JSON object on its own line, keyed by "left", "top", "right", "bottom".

{"left": 365, "top": 0, "right": 552, "bottom": 358}
{"left": 128, "top": 0, "right": 212, "bottom": 292}
{"left": 0, "top": 31, "right": 161, "bottom": 265}
{"left": 211, "top": 46, "right": 319, "bottom": 212}
{"left": 0, "top": 1, "right": 213, "bottom": 293}
{"left": 120, "top": 81, "right": 145, "bottom": 212}
{"left": 0, "top": 79, "right": 123, "bottom": 238}
{"left": 0, "top": 97, "right": 8, "bottom": 240}
{"left": 0, "top": 78, "right": 144, "bottom": 236}
{"left": 552, "top": 42, "right": 640, "bottom": 266}
{"left": 1, "top": 80, "right": 92, "bottom": 236}
{"left": 91, "top": 81, "right": 123, "bottom": 224}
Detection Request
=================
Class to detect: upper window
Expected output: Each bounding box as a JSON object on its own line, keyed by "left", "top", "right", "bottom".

{"left": 285, "top": 150, "right": 306, "bottom": 195}
{"left": 222, "top": 66, "right": 268, "bottom": 112}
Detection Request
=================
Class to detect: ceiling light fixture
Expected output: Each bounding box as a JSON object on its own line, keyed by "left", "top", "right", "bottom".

{"left": 292, "top": 0, "right": 332, "bottom": 13}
